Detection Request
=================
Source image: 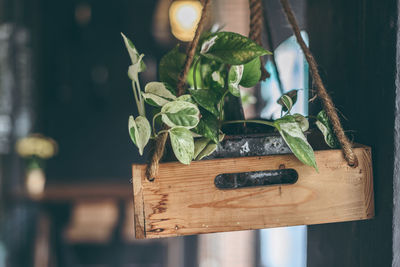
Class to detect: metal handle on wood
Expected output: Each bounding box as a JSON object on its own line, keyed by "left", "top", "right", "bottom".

{"left": 214, "top": 168, "right": 298, "bottom": 189}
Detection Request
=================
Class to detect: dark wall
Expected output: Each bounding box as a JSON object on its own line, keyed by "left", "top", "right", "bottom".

{"left": 306, "top": 0, "right": 397, "bottom": 266}
{"left": 38, "top": 0, "right": 163, "bottom": 182}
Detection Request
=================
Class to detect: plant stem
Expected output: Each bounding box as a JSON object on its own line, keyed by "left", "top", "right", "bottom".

{"left": 152, "top": 112, "right": 162, "bottom": 136}
{"left": 131, "top": 81, "right": 141, "bottom": 114}
{"left": 193, "top": 57, "right": 201, "bottom": 90}
{"left": 222, "top": 119, "right": 275, "bottom": 127}
{"left": 156, "top": 129, "right": 169, "bottom": 136}
{"left": 219, "top": 90, "right": 229, "bottom": 121}
{"left": 135, "top": 78, "right": 146, "bottom": 116}
{"left": 219, "top": 65, "right": 231, "bottom": 122}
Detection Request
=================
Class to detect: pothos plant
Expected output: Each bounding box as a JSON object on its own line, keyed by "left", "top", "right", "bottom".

{"left": 121, "top": 31, "right": 338, "bottom": 171}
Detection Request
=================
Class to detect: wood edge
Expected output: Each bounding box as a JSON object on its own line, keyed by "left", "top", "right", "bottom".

{"left": 129, "top": 145, "right": 373, "bottom": 170}
{"left": 132, "top": 164, "right": 146, "bottom": 239}
{"left": 144, "top": 215, "right": 376, "bottom": 239}
{"left": 360, "top": 146, "right": 375, "bottom": 219}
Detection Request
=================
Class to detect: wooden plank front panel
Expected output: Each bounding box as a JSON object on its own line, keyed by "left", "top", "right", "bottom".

{"left": 132, "top": 146, "right": 373, "bottom": 239}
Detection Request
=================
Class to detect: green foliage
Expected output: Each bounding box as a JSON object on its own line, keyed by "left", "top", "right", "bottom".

{"left": 192, "top": 109, "right": 219, "bottom": 143}
{"left": 121, "top": 33, "right": 146, "bottom": 72}
{"left": 293, "top": 113, "right": 309, "bottom": 132}
{"left": 316, "top": 110, "right": 339, "bottom": 148}
{"left": 177, "top": 94, "right": 196, "bottom": 103}
{"left": 274, "top": 115, "right": 317, "bottom": 170}
{"left": 193, "top": 137, "right": 211, "bottom": 159}
{"left": 240, "top": 58, "right": 261, "bottom": 88}
{"left": 228, "top": 65, "right": 244, "bottom": 97}
{"left": 122, "top": 30, "right": 320, "bottom": 171}
{"left": 190, "top": 89, "right": 219, "bottom": 116}
{"left": 128, "top": 115, "right": 151, "bottom": 155}
{"left": 169, "top": 127, "right": 194, "bottom": 164}
{"left": 277, "top": 90, "right": 299, "bottom": 113}
{"left": 193, "top": 137, "right": 218, "bottom": 161}
{"left": 196, "top": 142, "right": 217, "bottom": 160}
{"left": 200, "top": 32, "right": 271, "bottom": 65}
{"left": 159, "top": 46, "right": 186, "bottom": 87}
{"left": 161, "top": 101, "right": 200, "bottom": 129}
{"left": 142, "top": 82, "right": 176, "bottom": 107}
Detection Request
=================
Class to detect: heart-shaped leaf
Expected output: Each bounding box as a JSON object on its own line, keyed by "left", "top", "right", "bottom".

{"left": 240, "top": 57, "right": 261, "bottom": 87}
{"left": 128, "top": 115, "right": 151, "bottom": 155}
{"left": 159, "top": 46, "right": 186, "bottom": 87}
{"left": 193, "top": 137, "right": 211, "bottom": 159}
{"left": 200, "top": 32, "right": 271, "bottom": 65}
{"left": 127, "top": 54, "right": 145, "bottom": 82}
{"left": 293, "top": 113, "right": 309, "bottom": 132}
{"left": 190, "top": 89, "right": 219, "bottom": 116}
{"left": 161, "top": 101, "right": 200, "bottom": 129}
{"left": 169, "top": 127, "right": 194, "bottom": 165}
{"left": 196, "top": 142, "right": 217, "bottom": 160}
{"left": 145, "top": 82, "right": 176, "bottom": 98}
{"left": 277, "top": 95, "right": 293, "bottom": 113}
{"left": 177, "top": 94, "right": 196, "bottom": 103}
{"left": 228, "top": 65, "right": 244, "bottom": 97}
{"left": 192, "top": 109, "right": 219, "bottom": 143}
{"left": 277, "top": 90, "right": 298, "bottom": 112}
{"left": 142, "top": 82, "right": 177, "bottom": 107}
{"left": 121, "top": 33, "right": 146, "bottom": 72}
{"left": 316, "top": 110, "right": 339, "bottom": 148}
{"left": 200, "top": 59, "right": 226, "bottom": 95}
{"left": 142, "top": 93, "right": 170, "bottom": 107}
{"left": 274, "top": 115, "right": 317, "bottom": 170}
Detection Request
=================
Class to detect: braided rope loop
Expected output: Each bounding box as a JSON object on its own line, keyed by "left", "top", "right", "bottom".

{"left": 279, "top": 0, "right": 358, "bottom": 167}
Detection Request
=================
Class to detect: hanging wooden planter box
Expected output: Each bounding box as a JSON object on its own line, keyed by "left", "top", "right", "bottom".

{"left": 131, "top": 133, "right": 374, "bottom": 239}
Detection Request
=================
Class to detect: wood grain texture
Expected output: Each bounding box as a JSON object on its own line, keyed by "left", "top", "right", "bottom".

{"left": 132, "top": 145, "right": 374, "bottom": 239}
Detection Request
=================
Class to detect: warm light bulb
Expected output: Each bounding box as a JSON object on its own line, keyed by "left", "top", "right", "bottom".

{"left": 169, "top": 1, "right": 202, "bottom": 41}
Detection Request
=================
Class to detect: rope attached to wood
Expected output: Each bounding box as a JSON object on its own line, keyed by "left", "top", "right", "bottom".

{"left": 248, "top": 0, "right": 270, "bottom": 80}
{"left": 279, "top": 0, "right": 358, "bottom": 167}
{"left": 146, "top": 0, "right": 212, "bottom": 181}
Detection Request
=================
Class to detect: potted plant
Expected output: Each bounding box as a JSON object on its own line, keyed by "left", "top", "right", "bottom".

{"left": 121, "top": 30, "right": 373, "bottom": 239}
{"left": 121, "top": 30, "right": 337, "bottom": 170}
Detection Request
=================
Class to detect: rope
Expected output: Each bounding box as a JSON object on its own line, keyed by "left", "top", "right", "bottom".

{"left": 146, "top": 0, "right": 212, "bottom": 180}
{"left": 249, "top": 0, "right": 270, "bottom": 80}
{"left": 279, "top": 0, "right": 358, "bottom": 167}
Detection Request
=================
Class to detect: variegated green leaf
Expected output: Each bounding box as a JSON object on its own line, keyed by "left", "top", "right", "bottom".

{"left": 228, "top": 65, "right": 244, "bottom": 97}
{"left": 240, "top": 57, "right": 261, "bottom": 87}
{"left": 190, "top": 89, "right": 219, "bottom": 116}
{"left": 200, "top": 32, "right": 271, "bottom": 65}
{"left": 192, "top": 109, "right": 219, "bottom": 143}
{"left": 159, "top": 46, "right": 186, "bottom": 87}
{"left": 128, "top": 115, "right": 151, "bottom": 155}
{"left": 277, "top": 95, "right": 293, "bottom": 113}
{"left": 199, "top": 58, "right": 226, "bottom": 96}
{"left": 127, "top": 54, "right": 144, "bottom": 81}
{"left": 141, "top": 82, "right": 177, "bottom": 107}
{"left": 141, "top": 93, "right": 171, "bottom": 107}
{"left": 274, "top": 115, "right": 317, "bottom": 170}
{"left": 169, "top": 127, "right": 194, "bottom": 165}
{"left": 193, "top": 137, "right": 211, "bottom": 159}
{"left": 177, "top": 94, "right": 196, "bottom": 103}
{"left": 277, "top": 90, "right": 298, "bottom": 112}
{"left": 121, "top": 33, "right": 146, "bottom": 72}
{"left": 145, "top": 82, "right": 176, "bottom": 99}
{"left": 316, "top": 110, "right": 339, "bottom": 148}
{"left": 293, "top": 113, "right": 309, "bottom": 132}
{"left": 161, "top": 101, "right": 200, "bottom": 129}
{"left": 196, "top": 142, "right": 217, "bottom": 160}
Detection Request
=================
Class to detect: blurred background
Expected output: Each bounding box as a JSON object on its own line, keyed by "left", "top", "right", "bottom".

{"left": 0, "top": 0, "right": 397, "bottom": 266}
